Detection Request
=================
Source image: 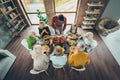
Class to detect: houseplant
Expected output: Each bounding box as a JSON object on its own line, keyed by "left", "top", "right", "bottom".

{"left": 37, "top": 9, "right": 48, "bottom": 24}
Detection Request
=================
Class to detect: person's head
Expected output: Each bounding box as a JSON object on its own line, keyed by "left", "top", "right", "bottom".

{"left": 85, "top": 32, "right": 93, "bottom": 40}
{"left": 53, "top": 46, "right": 64, "bottom": 56}
{"left": 39, "top": 21, "right": 46, "bottom": 28}
{"left": 77, "top": 41, "right": 85, "bottom": 51}
{"left": 28, "top": 30, "right": 36, "bottom": 38}
{"left": 33, "top": 45, "right": 42, "bottom": 54}
{"left": 70, "top": 46, "right": 79, "bottom": 53}
{"left": 58, "top": 14, "right": 65, "bottom": 21}
{"left": 71, "top": 24, "right": 77, "bottom": 30}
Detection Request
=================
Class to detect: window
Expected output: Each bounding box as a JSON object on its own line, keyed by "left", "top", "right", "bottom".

{"left": 55, "top": 0, "right": 78, "bottom": 24}
{"left": 21, "top": 0, "right": 46, "bottom": 24}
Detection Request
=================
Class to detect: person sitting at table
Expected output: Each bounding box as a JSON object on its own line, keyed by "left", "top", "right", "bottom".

{"left": 67, "top": 24, "right": 77, "bottom": 34}
{"left": 30, "top": 45, "right": 49, "bottom": 74}
{"left": 50, "top": 46, "right": 67, "bottom": 68}
{"left": 27, "top": 30, "right": 37, "bottom": 50}
{"left": 51, "top": 14, "right": 67, "bottom": 34}
{"left": 38, "top": 21, "right": 51, "bottom": 38}
{"left": 68, "top": 46, "right": 90, "bottom": 71}
{"left": 83, "top": 32, "right": 97, "bottom": 52}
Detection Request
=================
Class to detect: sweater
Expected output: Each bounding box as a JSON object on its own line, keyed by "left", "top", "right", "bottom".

{"left": 27, "top": 36, "right": 36, "bottom": 49}
{"left": 51, "top": 16, "right": 67, "bottom": 31}
{"left": 50, "top": 53, "right": 67, "bottom": 68}
{"left": 68, "top": 51, "right": 90, "bottom": 67}
{"left": 38, "top": 26, "right": 51, "bottom": 37}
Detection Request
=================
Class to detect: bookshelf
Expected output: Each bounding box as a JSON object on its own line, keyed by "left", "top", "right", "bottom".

{"left": 82, "top": 1, "right": 104, "bottom": 29}
{"left": 0, "top": 0, "right": 26, "bottom": 48}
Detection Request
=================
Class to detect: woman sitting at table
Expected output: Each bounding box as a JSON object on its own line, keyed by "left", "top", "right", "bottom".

{"left": 38, "top": 21, "right": 51, "bottom": 38}
{"left": 50, "top": 46, "right": 67, "bottom": 68}
{"left": 68, "top": 46, "right": 90, "bottom": 71}
{"left": 83, "top": 32, "right": 97, "bottom": 52}
{"left": 27, "top": 30, "right": 37, "bottom": 50}
{"left": 30, "top": 45, "right": 49, "bottom": 74}
{"left": 67, "top": 24, "right": 77, "bottom": 34}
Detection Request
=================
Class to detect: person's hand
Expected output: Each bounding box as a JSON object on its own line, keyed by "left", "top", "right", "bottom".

{"left": 56, "top": 29, "right": 60, "bottom": 34}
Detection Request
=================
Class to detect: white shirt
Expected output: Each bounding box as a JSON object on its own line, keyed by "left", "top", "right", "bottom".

{"left": 50, "top": 53, "right": 67, "bottom": 68}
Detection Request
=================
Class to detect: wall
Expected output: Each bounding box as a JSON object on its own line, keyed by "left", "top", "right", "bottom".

{"left": 101, "top": 0, "right": 120, "bottom": 20}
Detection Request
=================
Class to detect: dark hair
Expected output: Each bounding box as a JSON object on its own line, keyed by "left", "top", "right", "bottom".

{"left": 58, "top": 14, "right": 65, "bottom": 21}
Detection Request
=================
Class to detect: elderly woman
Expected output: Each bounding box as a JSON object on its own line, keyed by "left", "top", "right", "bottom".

{"left": 84, "top": 32, "right": 97, "bottom": 52}
{"left": 50, "top": 46, "right": 67, "bottom": 68}
{"left": 27, "top": 30, "right": 37, "bottom": 49}
{"left": 38, "top": 21, "right": 51, "bottom": 38}
{"left": 30, "top": 45, "right": 49, "bottom": 74}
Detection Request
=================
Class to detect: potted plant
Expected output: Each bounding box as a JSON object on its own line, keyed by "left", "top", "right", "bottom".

{"left": 37, "top": 9, "right": 48, "bottom": 24}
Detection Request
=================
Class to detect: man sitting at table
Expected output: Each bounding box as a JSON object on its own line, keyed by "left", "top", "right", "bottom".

{"left": 38, "top": 21, "right": 51, "bottom": 38}
{"left": 68, "top": 46, "right": 90, "bottom": 71}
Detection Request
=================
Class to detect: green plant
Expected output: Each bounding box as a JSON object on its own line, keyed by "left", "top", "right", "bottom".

{"left": 37, "top": 9, "right": 48, "bottom": 24}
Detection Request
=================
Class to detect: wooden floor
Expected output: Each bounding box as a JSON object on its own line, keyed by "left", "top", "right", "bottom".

{"left": 4, "top": 27, "right": 120, "bottom": 80}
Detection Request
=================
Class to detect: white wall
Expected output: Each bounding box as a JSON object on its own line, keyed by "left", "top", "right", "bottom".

{"left": 101, "top": 0, "right": 120, "bottom": 20}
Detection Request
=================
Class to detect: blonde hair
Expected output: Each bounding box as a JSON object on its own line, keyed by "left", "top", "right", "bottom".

{"left": 53, "top": 46, "right": 64, "bottom": 56}
{"left": 39, "top": 21, "right": 46, "bottom": 28}
{"left": 85, "top": 32, "right": 93, "bottom": 39}
{"left": 28, "top": 30, "right": 36, "bottom": 36}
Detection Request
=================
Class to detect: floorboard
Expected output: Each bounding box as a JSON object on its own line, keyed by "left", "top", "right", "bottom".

{"left": 4, "top": 26, "right": 120, "bottom": 80}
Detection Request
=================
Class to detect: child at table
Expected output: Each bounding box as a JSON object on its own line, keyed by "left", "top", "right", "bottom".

{"left": 27, "top": 30, "right": 37, "bottom": 49}
{"left": 30, "top": 45, "right": 49, "bottom": 74}
{"left": 38, "top": 21, "right": 51, "bottom": 38}
{"left": 50, "top": 46, "right": 67, "bottom": 68}
{"left": 68, "top": 46, "right": 90, "bottom": 71}
{"left": 83, "top": 32, "right": 97, "bottom": 52}
{"left": 67, "top": 24, "right": 77, "bottom": 34}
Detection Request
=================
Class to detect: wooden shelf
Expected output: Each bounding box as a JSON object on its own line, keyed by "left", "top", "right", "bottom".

{"left": 84, "top": 17, "right": 97, "bottom": 20}
{"left": 0, "top": 0, "right": 10, "bottom": 5}
{"left": 83, "top": 21, "right": 95, "bottom": 25}
{"left": 3, "top": 7, "right": 17, "bottom": 15}
{"left": 13, "top": 24, "right": 26, "bottom": 36}
{"left": 9, "top": 14, "right": 19, "bottom": 23}
{"left": 87, "top": 3, "right": 103, "bottom": 7}
{"left": 85, "top": 11, "right": 100, "bottom": 14}
{"left": 81, "top": 25, "right": 93, "bottom": 29}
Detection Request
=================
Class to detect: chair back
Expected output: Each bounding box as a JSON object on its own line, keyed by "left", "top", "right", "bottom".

{"left": 21, "top": 39, "right": 32, "bottom": 51}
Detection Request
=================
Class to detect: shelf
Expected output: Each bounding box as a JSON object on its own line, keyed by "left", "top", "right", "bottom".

{"left": 3, "top": 7, "right": 17, "bottom": 15}
{"left": 0, "top": 0, "right": 10, "bottom": 5}
{"left": 83, "top": 21, "right": 95, "bottom": 25}
{"left": 81, "top": 25, "right": 93, "bottom": 29}
{"left": 13, "top": 24, "right": 26, "bottom": 36}
{"left": 85, "top": 11, "right": 100, "bottom": 14}
{"left": 9, "top": 20, "right": 22, "bottom": 30}
{"left": 84, "top": 17, "right": 97, "bottom": 20}
{"left": 87, "top": 3, "right": 103, "bottom": 7}
{"left": 9, "top": 14, "right": 20, "bottom": 23}
{"left": 14, "top": 20, "right": 24, "bottom": 29}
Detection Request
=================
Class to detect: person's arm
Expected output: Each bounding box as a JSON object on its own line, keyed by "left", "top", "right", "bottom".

{"left": 46, "top": 27, "right": 51, "bottom": 35}
{"left": 68, "top": 53, "right": 73, "bottom": 65}
{"left": 51, "top": 16, "right": 56, "bottom": 30}
{"left": 63, "top": 17, "right": 67, "bottom": 31}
